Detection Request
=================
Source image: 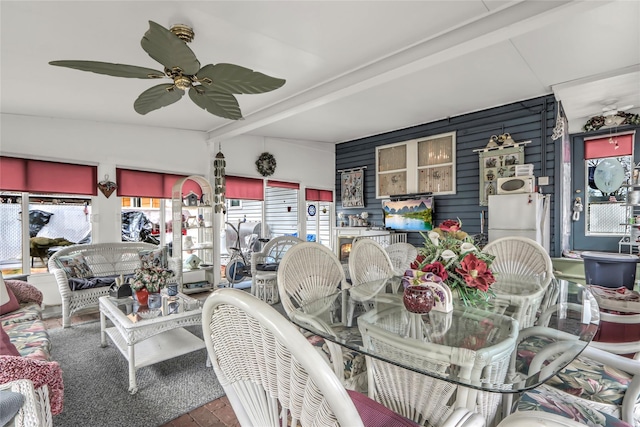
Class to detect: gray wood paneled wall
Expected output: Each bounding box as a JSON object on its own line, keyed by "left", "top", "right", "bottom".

{"left": 335, "top": 94, "right": 558, "bottom": 255}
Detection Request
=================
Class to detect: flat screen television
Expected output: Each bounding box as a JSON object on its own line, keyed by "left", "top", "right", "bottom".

{"left": 382, "top": 197, "right": 434, "bottom": 231}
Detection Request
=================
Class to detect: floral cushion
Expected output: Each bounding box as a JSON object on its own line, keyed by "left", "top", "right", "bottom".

{"left": 517, "top": 335, "right": 634, "bottom": 410}
{"left": 544, "top": 355, "right": 631, "bottom": 407}
{"left": 0, "top": 303, "right": 41, "bottom": 327}
{"left": 517, "top": 386, "right": 633, "bottom": 427}
{"left": 139, "top": 246, "right": 168, "bottom": 269}
{"left": 2, "top": 318, "right": 51, "bottom": 361}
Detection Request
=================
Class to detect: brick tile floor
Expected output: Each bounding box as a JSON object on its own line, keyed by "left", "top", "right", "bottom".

{"left": 43, "top": 290, "right": 240, "bottom": 427}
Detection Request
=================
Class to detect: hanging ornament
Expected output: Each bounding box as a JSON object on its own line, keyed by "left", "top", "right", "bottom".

{"left": 213, "top": 151, "right": 226, "bottom": 214}
{"left": 97, "top": 174, "right": 117, "bottom": 198}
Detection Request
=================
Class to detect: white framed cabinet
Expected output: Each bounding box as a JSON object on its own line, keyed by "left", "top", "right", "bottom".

{"left": 172, "top": 176, "right": 215, "bottom": 294}
{"left": 619, "top": 183, "right": 640, "bottom": 254}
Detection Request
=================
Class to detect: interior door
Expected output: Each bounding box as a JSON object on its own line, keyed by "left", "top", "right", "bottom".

{"left": 571, "top": 132, "right": 636, "bottom": 251}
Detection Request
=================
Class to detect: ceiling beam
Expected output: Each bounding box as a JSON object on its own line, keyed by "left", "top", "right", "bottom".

{"left": 207, "top": 0, "right": 613, "bottom": 143}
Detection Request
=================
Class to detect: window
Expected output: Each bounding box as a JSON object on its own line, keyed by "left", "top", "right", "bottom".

{"left": 376, "top": 132, "right": 456, "bottom": 198}
{"left": 305, "top": 188, "right": 334, "bottom": 248}
{"left": 0, "top": 157, "right": 97, "bottom": 276}
{"left": 583, "top": 133, "right": 635, "bottom": 237}
{"left": 265, "top": 181, "right": 299, "bottom": 238}
{"left": 0, "top": 193, "right": 92, "bottom": 276}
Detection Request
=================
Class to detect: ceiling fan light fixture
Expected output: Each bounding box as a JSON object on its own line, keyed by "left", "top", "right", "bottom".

{"left": 604, "top": 115, "right": 626, "bottom": 127}
{"left": 169, "top": 24, "right": 194, "bottom": 43}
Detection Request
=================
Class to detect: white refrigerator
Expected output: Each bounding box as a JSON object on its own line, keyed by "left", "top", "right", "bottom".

{"left": 488, "top": 193, "right": 550, "bottom": 252}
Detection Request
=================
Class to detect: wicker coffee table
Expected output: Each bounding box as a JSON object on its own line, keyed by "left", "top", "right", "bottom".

{"left": 99, "top": 293, "right": 205, "bottom": 394}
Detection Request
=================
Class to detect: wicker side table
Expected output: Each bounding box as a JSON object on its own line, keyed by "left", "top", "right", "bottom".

{"left": 254, "top": 272, "right": 279, "bottom": 304}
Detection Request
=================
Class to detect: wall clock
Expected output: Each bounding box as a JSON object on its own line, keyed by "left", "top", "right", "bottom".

{"left": 256, "top": 152, "right": 277, "bottom": 177}
{"left": 307, "top": 204, "right": 316, "bottom": 216}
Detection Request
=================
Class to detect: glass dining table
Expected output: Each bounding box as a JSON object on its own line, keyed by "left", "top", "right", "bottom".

{"left": 289, "top": 276, "right": 599, "bottom": 424}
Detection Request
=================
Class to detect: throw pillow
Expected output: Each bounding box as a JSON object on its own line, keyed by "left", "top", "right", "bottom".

{"left": 4, "top": 280, "right": 43, "bottom": 306}
{"left": 0, "top": 326, "right": 20, "bottom": 357}
{"left": 55, "top": 254, "right": 93, "bottom": 279}
{"left": 139, "top": 246, "right": 168, "bottom": 269}
{"left": 0, "top": 275, "right": 20, "bottom": 315}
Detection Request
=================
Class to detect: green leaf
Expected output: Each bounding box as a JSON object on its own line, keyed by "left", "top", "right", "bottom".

{"left": 49, "top": 60, "right": 164, "bottom": 79}
{"left": 141, "top": 21, "right": 200, "bottom": 76}
{"left": 188, "top": 87, "right": 242, "bottom": 120}
{"left": 134, "top": 84, "right": 184, "bottom": 115}
{"left": 197, "top": 63, "right": 285, "bottom": 94}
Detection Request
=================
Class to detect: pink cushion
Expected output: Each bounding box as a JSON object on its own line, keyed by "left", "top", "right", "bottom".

{"left": 0, "top": 327, "right": 20, "bottom": 357}
{"left": 347, "top": 389, "right": 421, "bottom": 427}
{"left": 0, "top": 286, "right": 19, "bottom": 315}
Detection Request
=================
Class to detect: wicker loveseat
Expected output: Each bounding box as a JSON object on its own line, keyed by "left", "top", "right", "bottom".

{"left": 48, "top": 242, "right": 159, "bottom": 328}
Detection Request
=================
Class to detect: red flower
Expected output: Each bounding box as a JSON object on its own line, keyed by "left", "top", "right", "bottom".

{"left": 410, "top": 254, "right": 426, "bottom": 269}
{"left": 439, "top": 219, "right": 461, "bottom": 233}
{"left": 455, "top": 253, "right": 495, "bottom": 292}
{"left": 419, "top": 261, "right": 448, "bottom": 281}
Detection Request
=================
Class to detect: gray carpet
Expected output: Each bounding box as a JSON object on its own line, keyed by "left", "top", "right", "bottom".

{"left": 49, "top": 321, "right": 224, "bottom": 427}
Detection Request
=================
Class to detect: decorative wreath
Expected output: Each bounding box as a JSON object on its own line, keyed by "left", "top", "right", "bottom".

{"left": 583, "top": 112, "right": 640, "bottom": 132}
{"left": 256, "top": 152, "right": 277, "bottom": 177}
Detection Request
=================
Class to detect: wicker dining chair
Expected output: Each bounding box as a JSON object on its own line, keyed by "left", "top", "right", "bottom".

{"left": 277, "top": 242, "right": 367, "bottom": 391}
{"left": 349, "top": 238, "right": 396, "bottom": 287}
{"left": 385, "top": 242, "right": 418, "bottom": 276}
{"left": 358, "top": 305, "right": 518, "bottom": 427}
{"left": 201, "top": 288, "right": 484, "bottom": 427}
{"left": 509, "top": 297, "right": 638, "bottom": 427}
{"left": 482, "top": 237, "right": 555, "bottom": 328}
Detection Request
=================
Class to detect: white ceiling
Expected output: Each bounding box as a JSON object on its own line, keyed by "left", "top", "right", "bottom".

{"left": 1, "top": 1, "right": 639, "bottom": 145}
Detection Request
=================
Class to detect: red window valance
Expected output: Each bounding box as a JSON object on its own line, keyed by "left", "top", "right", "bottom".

{"left": 267, "top": 180, "right": 300, "bottom": 190}
{"left": 117, "top": 169, "right": 203, "bottom": 199}
{"left": 585, "top": 133, "right": 634, "bottom": 159}
{"left": 305, "top": 188, "right": 333, "bottom": 202}
{"left": 0, "top": 156, "right": 97, "bottom": 196}
{"left": 226, "top": 176, "right": 264, "bottom": 200}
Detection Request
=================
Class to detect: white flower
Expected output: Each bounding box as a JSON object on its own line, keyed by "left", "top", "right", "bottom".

{"left": 460, "top": 242, "right": 477, "bottom": 254}
{"left": 441, "top": 249, "right": 457, "bottom": 262}
{"left": 428, "top": 231, "right": 440, "bottom": 246}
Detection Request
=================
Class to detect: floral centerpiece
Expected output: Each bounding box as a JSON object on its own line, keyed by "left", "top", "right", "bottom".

{"left": 409, "top": 219, "right": 497, "bottom": 306}
{"left": 129, "top": 265, "right": 173, "bottom": 293}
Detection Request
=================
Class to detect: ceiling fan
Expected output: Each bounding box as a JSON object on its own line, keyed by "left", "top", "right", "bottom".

{"left": 49, "top": 21, "right": 286, "bottom": 120}
{"left": 601, "top": 102, "right": 634, "bottom": 126}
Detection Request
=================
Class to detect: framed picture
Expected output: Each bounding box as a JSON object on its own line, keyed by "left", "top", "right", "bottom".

{"left": 341, "top": 169, "right": 365, "bottom": 208}
{"left": 478, "top": 145, "right": 524, "bottom": 205}
{"left": 382, "top": 196, "right": 434, "bottom": 231}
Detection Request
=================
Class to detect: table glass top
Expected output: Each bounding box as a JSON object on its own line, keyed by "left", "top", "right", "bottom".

{"left": 290, "top": 277, "right": 599, "bottom": 393}
{"left": 104, "top": 292, "right": 202, "bottom": 322}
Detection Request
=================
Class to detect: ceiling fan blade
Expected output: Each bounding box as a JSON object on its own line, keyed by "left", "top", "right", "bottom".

{"left": 188, "top": 87, "right": 242, "bottom": 120}
{"left": 197, "top": 63, "right": 285, "bottom": 94}
{"left": 134, "top": 84, "right": 184, "bottom": 115}
{"left": 49, "top": 60, "right": 164, "bottom": 79}
{"left": 141, "top": 21, "right": 200, "bottom": 76}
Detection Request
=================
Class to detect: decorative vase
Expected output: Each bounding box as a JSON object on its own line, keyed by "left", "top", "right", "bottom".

{"left": 148, "top": 293, "right": 162, "bottom": 309}
{"left": 135, "top": 287, "right": 149, "bottom": 306}
{"left": 167, "top": 283, "right": 178, "bottom": 297}
{"left": 403, "top": 285, "right": 435, "bottom": 314}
